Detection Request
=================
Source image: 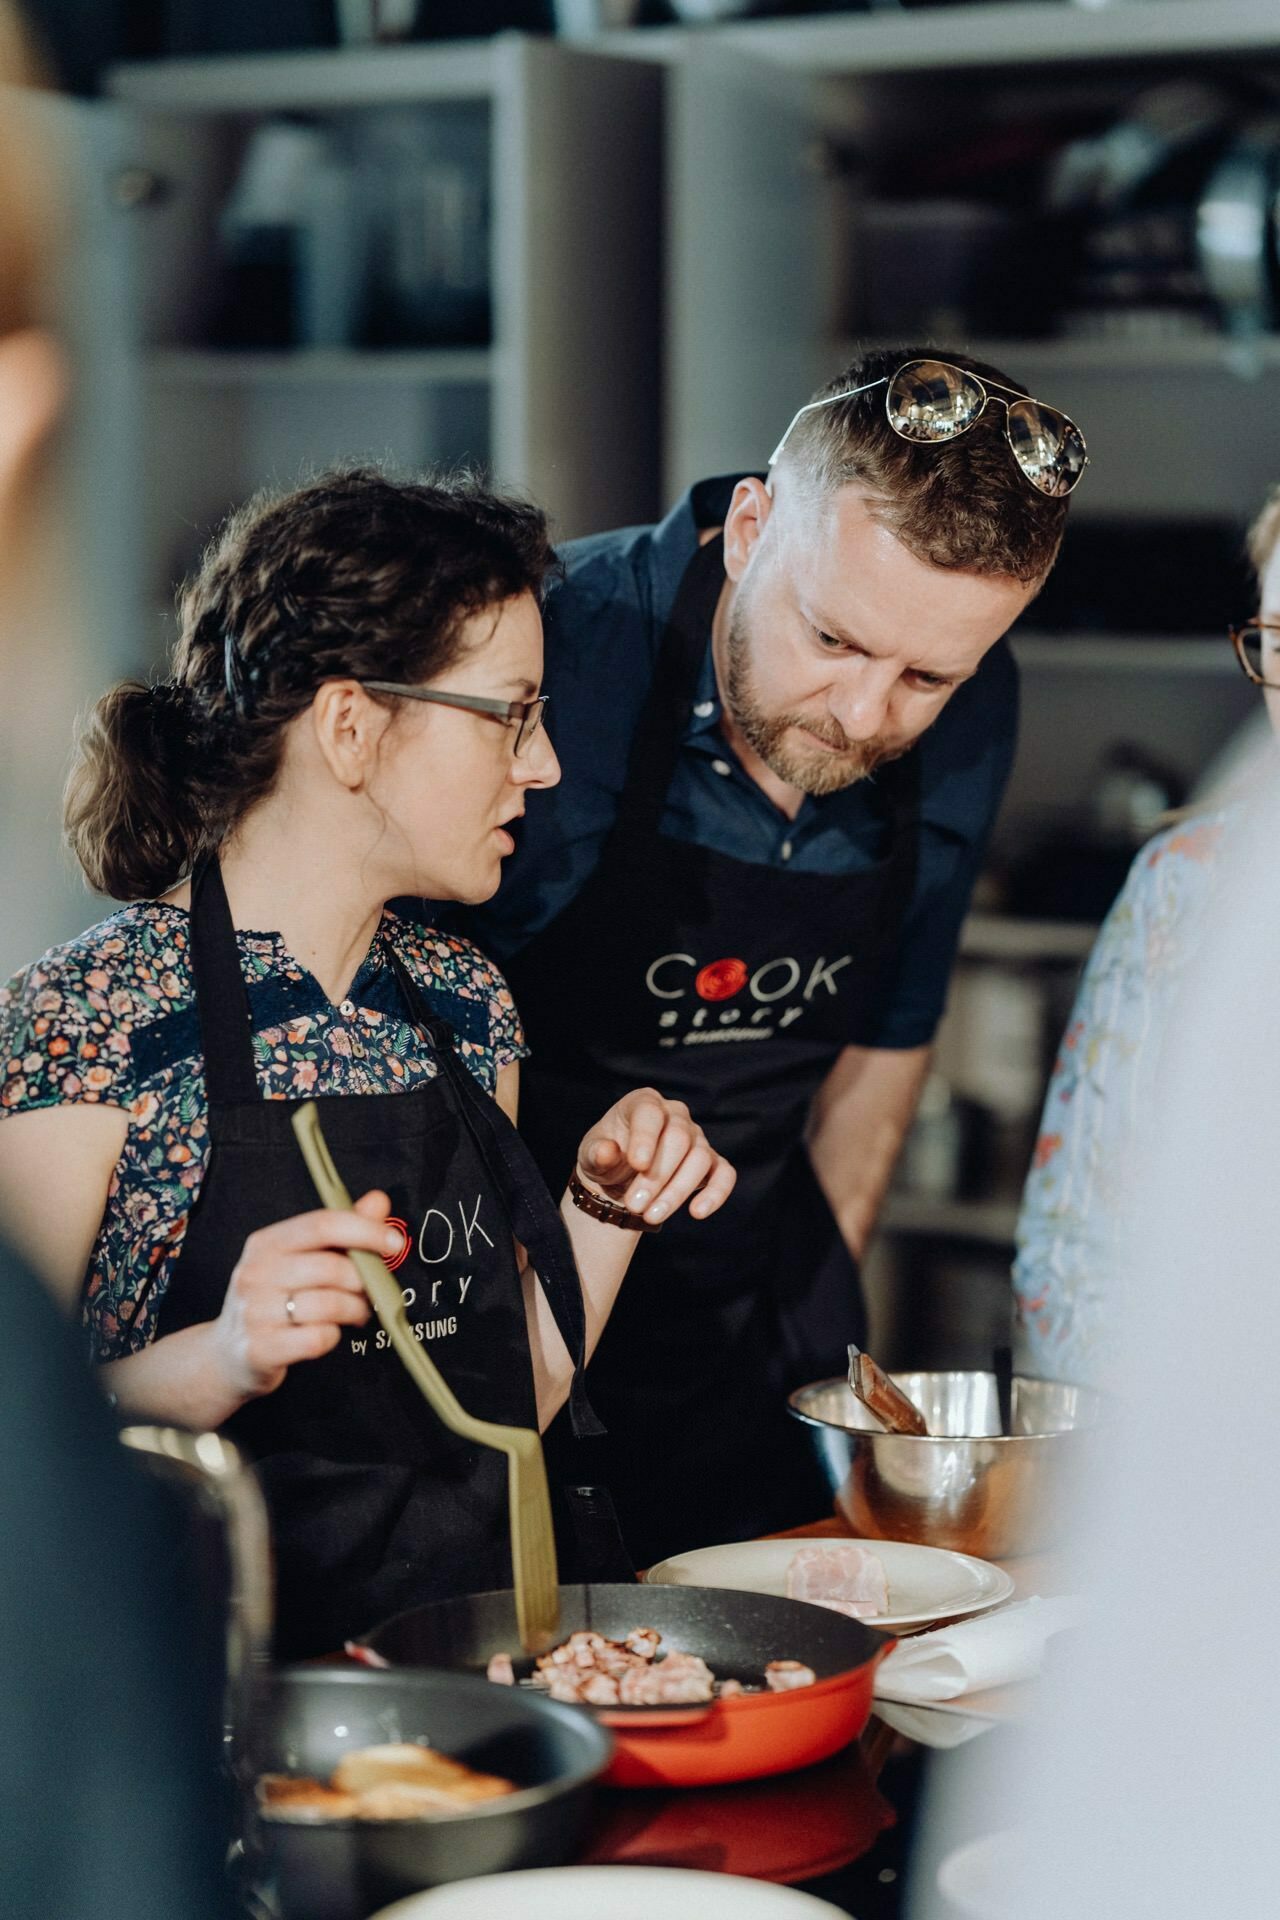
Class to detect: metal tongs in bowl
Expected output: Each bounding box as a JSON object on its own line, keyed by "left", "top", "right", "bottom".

{"left": 291, "top": 1102, "right": 560, "bottom": 1654}
{"left": 847, "top": 1343, "right": 930, "bottom": 1437}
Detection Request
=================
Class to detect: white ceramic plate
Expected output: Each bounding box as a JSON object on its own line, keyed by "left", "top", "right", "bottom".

{"left": 643, "top": 1537, "right": 1015, "bottom": 1632}
{"left": 372, "top": 1865, "right": 849, "bottom": 1920}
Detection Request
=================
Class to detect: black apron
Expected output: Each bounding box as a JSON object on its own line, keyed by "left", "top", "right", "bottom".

{"left": 156, "top": 859, "right": 601, "bottom": 1659}
{"left": 504, "top": 535, "right": 920, "bottom": 1567}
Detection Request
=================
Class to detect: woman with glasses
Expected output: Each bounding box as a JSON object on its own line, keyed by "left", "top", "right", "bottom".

{"left": 0, "top": 465, "right": 734, "bottom": 1658}
{"left": 1013, "top": 484, "right": 1280, "bottom": 1390}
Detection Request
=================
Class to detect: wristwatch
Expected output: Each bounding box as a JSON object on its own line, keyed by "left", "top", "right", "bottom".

{"left": 569, "top": 1169, "right": 661, "bottom": 1232}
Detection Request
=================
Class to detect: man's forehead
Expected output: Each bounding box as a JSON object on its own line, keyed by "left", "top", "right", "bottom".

{"left": 772, "top": 480, "right": 1032, "bottom": 660}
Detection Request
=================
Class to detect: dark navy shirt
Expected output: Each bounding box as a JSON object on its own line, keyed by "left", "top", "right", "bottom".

{"left": 463, "top": 476, "right": 1019, "bottom": 1050}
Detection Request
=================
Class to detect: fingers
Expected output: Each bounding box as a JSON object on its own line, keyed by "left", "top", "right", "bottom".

{"left": 614, "top": 1092, "right": 672, "bottom": 1179}
{"left": 243, "top": 1204, "right": 405, "bottom": 1266}
{"left": 353, "top": 1188, "right": 392, "bottom": 1224}
{"left": 583, "top": 1136, "right": 624, "bottom": 1179}
{"left": 579, "top": 1090, "right": 737, "bottom": 1229}
{"left": 688, "top": 1153, "right": 737, "bottom": 1221}
{"left": 618, "top": 1110, "right": 699, "bottom": 1218}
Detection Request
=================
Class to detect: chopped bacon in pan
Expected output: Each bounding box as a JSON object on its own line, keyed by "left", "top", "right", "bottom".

{"left": 764, "top": 1660, "right": 817, "bottom": 1692}
{"left": 484, "top": 1628, "right": 821, "bottom": 1704}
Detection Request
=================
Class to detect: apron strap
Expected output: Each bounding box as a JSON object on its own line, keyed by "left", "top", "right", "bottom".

{"left": 189, "top": 856, "right": 264, "bottom": 1107}
{"left": 615, "top": 532, "right": 727, "bottom": 844}
{"left": 386, "top": 950, "right": 605, "bottom": 1441}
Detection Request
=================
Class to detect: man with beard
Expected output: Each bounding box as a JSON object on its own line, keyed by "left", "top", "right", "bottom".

{"left": 457, "top": 348, "right": 1084, "bottom": 1564}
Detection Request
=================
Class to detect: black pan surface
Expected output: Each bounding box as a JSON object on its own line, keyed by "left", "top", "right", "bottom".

{"left": 363, "top": 1582, "right": 887, "bottom": 1692}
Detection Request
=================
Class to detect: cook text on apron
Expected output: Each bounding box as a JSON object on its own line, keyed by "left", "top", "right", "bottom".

{"left": 154, "top": 859, "right": 600, "bottom": 1659}
{"left": 503, "top": 533, "right": 920, "bottom": 1568}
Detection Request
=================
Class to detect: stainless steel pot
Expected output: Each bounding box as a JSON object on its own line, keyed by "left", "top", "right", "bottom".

{"left": 788, "top": 1370, "right": 1102, "bottom": 1559}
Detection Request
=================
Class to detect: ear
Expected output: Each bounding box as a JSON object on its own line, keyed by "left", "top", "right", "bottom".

{"left": 0, "top": 328, "right": 66, "bottom": 516}
{"left": 722, "top": 476, "right": 774, "bottom": 585}
{"left": 309, "top": 680, "right": 392, "bottom": 792}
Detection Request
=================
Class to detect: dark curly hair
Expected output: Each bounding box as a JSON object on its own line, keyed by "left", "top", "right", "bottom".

{"left": 772, "top": 346, "right": 1073, "bottom": 585}
{"left": 65, "top": 466, "right": 555, "bottom": 900}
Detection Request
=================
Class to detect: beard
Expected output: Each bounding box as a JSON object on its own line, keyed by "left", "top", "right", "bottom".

{"left": 722, "top": 598, "right": 908, "bottom": 797}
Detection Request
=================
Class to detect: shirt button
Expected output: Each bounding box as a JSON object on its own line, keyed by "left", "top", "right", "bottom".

{"left": 712, "top": 758, "right": 732, "bottom": 778}
{"left": 339, "top": 999, "right": 356, "bottom": 1019}
{"left": 693, "top": 700, "right": 716, "bottom": 719}
{"left": 780, "top": 839, "right": 793, "bottom": 861}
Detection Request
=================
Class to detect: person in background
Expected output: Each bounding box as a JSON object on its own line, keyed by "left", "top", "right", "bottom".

{"left": 0, "top": 465, "right": 734, "bottom": 1658}
{"left": 1013, "top": 484, "right": 1280, "bottom": 1386}
{"left": 454, "top": 348, "right": 1085, "bottom": 1565}
{"left": 0, "top": 14, "right": 233, "bottom": 1918}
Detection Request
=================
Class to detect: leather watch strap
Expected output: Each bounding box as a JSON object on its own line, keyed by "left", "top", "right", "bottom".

{"left": 568, "top": 1169, "right": 661, "bottom": 1232}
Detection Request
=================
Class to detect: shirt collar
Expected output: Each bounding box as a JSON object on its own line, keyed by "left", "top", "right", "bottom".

{"left": 645, "top": 473, "right": 754, "bottom": 643}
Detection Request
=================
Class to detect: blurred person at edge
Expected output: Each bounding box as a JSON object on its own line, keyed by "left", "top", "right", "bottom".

{"left": 1013, "top": 484, "right": 1280, "bottom": 1389}
{"left": 450, "top": 348, "right": 1078, "bottom": 1568}
{"left": 0, "top": 19, "right": 234, "bottom": 1920}
{"left": 0, "top": 462, "right": 734, "bottom": 1661}
{"left": 909, "top": 749, "right": 1280, "bottom": 1920}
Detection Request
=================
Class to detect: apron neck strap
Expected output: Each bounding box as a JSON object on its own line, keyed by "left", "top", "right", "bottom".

{"left": 616, "top": 532, "right": 727, "bottom": 841}
{"left": 385, "top": 946, "right": 605, "bottom": 1441}
{"left": 189, "top": 856, "right": 263, "bottom": 1107}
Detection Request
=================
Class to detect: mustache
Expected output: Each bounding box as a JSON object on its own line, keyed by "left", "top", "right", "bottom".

{"left": 787, "top": 715, "right": 855, "bottom": 752}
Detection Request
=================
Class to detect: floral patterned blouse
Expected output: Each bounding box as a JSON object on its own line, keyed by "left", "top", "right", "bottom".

{"left": 1013, "top": 812, "right": 1229, "bottom": 1387}
{"left": 0, "top": 904, "right": 527, "bottom": 1363}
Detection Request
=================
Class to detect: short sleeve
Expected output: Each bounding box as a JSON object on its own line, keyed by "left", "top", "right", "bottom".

{"left": 0, "top": 943, "right": 139, "bottom": 1116}
{"left": 387, "top": 921, "right": 529, "bottom": 1087}
{"left": 1012, "top": 814, "right": 1225, "bottom": 1385}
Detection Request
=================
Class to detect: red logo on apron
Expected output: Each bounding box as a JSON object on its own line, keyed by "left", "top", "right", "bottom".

{"left": 384, "top": 1217, "right": 412, "bottom": 1272}
{"left": 695, "top": 957, "right": 748, "bottom": 1002}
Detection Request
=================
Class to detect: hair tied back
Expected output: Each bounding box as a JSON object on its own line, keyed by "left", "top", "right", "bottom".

{"left": 223, "top": 628, "right": 250, "bottom": 715}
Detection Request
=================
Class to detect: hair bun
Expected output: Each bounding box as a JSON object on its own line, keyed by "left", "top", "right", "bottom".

{"left": 148, "top": 678, "right": 193, "bottom": 712}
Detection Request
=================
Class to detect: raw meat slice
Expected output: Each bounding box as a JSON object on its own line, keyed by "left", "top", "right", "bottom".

{"left": 785, "top": 1542, "right": 889, "bottom": 1620}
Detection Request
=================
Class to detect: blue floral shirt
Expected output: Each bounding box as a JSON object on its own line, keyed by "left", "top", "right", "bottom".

{"left": 0, "top": 904, "right": 527, "bottom": 1362}
{"left": 1013, "top": 812, "right": 1228, "bottom": 1386}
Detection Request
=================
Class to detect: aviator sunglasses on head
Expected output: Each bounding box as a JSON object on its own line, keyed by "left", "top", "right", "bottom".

{"left": 769, "top": 357, "right": 1089, "bottom": 499}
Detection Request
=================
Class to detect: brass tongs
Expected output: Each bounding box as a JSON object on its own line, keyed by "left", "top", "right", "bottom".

{"left": 848, "top": 1342, "right": 930, "bottom": 1437}
{"left": 291, "top": 1103, "right": 560, "bottom": 1653}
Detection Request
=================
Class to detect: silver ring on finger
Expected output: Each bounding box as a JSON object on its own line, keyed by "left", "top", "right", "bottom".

{"left": 284, "top": 1293, "right": 298, "bottom": 1325}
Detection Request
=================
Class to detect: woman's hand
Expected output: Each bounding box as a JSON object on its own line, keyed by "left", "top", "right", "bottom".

{"left": 576, "top": 1089, "right": 736, "bottom": 1229}
{"left": 209, "top": 1191, "right": 402, "bottom": 1405}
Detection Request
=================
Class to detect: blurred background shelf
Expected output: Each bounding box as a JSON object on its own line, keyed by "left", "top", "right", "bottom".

{"left": 109, "top": 41, "right": 498, "bottom": 111}
{"left": 605, "top": 0, "right": 1280, "bottom": 74}
{"left": 1012, "top": 635, "right": 1236, "bottom": 674}
{"left": 960, "top": 916, "right": 1099, "bottom": 965}
{"left": 144, "top": 347, "right": 495, "bottom": 385}
{"left": 109, "top": 37, "right": 663, "bottom": 625}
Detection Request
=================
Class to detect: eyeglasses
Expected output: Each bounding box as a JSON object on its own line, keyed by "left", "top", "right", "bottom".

{"left": 361, "top": 682, "right": 550, "bottom": 755}
{"left": 768, "top": 357, "right": 1089, "bottom": 499}
{"left": 1229, "top": 620, "right": 1280, "bottom": 691}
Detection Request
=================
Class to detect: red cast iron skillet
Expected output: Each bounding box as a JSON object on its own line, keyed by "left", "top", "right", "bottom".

{"left": 360, "top": 1583, "right": 895, "bottom": 1789}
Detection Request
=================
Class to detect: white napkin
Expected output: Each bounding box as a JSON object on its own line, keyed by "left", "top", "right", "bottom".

{"left": 871, "top": 1699, "right": 997, "bottom": 1749}
{"left": 873, "top": 1595, "right": 1081, "bottom": 1704}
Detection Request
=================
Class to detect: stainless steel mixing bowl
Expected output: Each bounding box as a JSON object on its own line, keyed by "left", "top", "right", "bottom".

{"left": 787, "top": 1370, "right": 1103, "bottom": 1559}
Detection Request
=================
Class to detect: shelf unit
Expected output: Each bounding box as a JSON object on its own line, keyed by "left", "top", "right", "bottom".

{"left": 1010, "top": 635, "right": 1237, "bottom": 675}
{"left": 604, "top": 0, "right": 1280, "bottom": 74}
{"left": 107, "top": 35, "right": 663, "bottom": 648}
